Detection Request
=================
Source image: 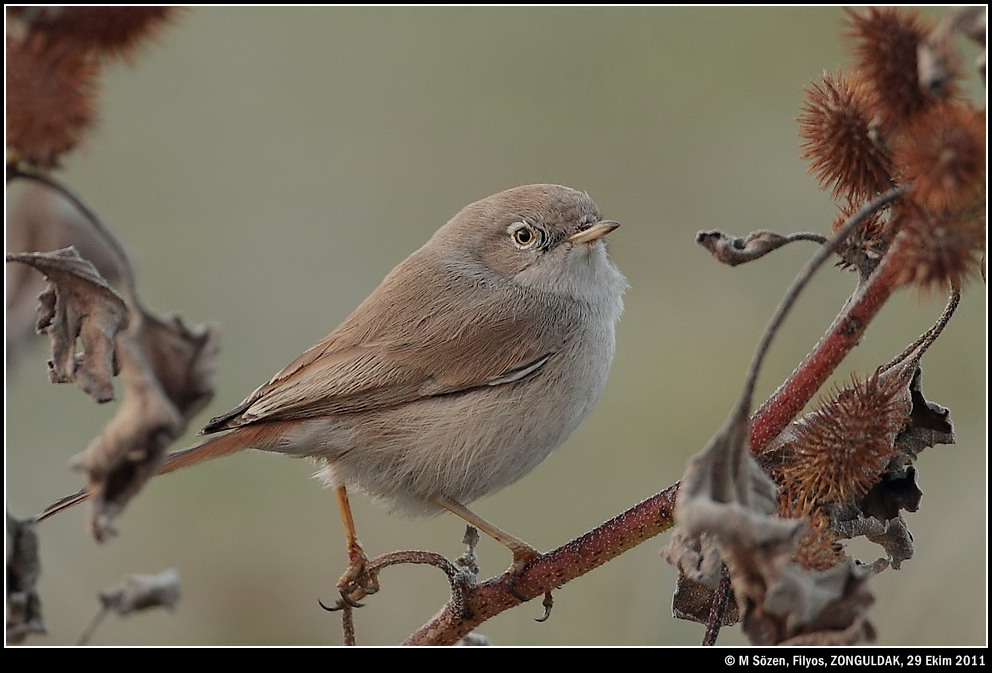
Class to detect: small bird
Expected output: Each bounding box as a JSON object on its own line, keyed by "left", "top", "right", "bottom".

{"left": 41, "top": 184, "right": 626, "bottom": 606}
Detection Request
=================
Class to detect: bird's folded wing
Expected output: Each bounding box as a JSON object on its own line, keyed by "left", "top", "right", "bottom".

{"left": 202, "top": 297, "right": 568, "bottom": 433}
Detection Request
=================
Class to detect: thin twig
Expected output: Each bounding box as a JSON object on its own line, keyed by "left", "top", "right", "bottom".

{"left": 697, "top": 229, "right": 828, "bottom": 266}
{"left": 700, "top": 186, "right": 905, "bottom": 638}
{"left": 742, "top": 186, "right": 905, "bottom": 414}
{"left": 404, "top": 484, "right": 679, "bottom": 645}
{"left": 75, "top": 605, "right": 109, "bottom": 646}
{"left": 747, "top": 186, "right": 907, "bottom": 453}
{"left": 341, "top": 604, "right": 356, "bottom": 646}
{"left": 880, "top": 286, "right": 961, "bottom": 373}
{"left": 702, "top": 567, "right": 732, "bottom": 646}
{"left": 7, "top": 163, "right": 141, "bottom": 307}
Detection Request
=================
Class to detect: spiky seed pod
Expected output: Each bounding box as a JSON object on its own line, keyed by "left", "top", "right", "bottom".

{"left": 846, "top": 7, "right": 936, "bottom": 131}
{"left": 793, "top": 510, "right": 846, "bottom": 572}
{"left": 8, "top": 7, "right": 175, "bottom": 61}
{"left": 5, "top": 35, "right": 97, "bottom": 168}
{"left": 894, "top": 102, "right": 986, "bottom": 213}
{"left": 917, "top": 20, "right": 965, "bottom": 100}
{"left": 830, "top": 202, "right": 891, "bottom": 276}
{"left": 776, "top": 484, "right": 846, "bottom": 571}
{"left": 889, "top": 203, "right": 986, "bottom": 293}
{"left": 777, "top": 373, "right": 908, "bottom": 509}
{"left": 799, "top": 70, "right": 893, "bottom": 203}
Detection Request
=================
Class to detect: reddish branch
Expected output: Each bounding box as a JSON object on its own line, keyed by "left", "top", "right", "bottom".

{"left": 404, "top": 485, "right": 679, "bottom": 645}
{"left": 745, "top": 187, "right": 909, "bottom": 454}
{"left": 403, "top": 187, "right": 909, "bottom": 644}
{"left": 748, "top": 234, "right": 906, "bottom": 454}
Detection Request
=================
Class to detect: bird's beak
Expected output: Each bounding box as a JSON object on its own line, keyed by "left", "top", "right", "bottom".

{"left": 566, "top": 220, "right": 620, "bottom": 244}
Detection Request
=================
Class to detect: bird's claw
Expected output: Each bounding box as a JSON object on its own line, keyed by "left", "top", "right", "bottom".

{"left": 320, "top": 555, "right": 381, "bottom": 611}
{"left": 505, "top": 546, "right": 542, "bottom": 602}
{"left": 502, "top": 547, "right": 554, "bottom": 621}
{"left": 534, "top": 590, "right": 554, "bottom": 622}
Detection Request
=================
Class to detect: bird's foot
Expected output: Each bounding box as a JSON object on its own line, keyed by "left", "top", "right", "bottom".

{"left": 321, "top": 545, "right": 380, "bottom": 611}
{"left": 505, "top": 543, "right": 542, "bottom": 601}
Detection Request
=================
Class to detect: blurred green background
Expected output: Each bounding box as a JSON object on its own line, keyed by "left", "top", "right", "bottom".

{"left": 5, "top": 7, "right": 986, "bottom": 646}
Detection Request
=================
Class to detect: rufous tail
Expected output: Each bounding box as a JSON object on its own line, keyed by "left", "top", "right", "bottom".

{"left": 35, "top": 426, "right": 266, "bottom": 522}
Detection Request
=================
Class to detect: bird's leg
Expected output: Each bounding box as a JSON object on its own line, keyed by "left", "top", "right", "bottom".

{"left": 431, "top": 495, "right": 542, "bottom": 581}
{"left": 333, "top": 485, "right": 379, "bottom": 608}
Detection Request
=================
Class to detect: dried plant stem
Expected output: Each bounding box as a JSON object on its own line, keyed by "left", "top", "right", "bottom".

{"left": 880, "top": 287, "right": 960, "bottom": 373}
{"left": 702, "top": 567, "right": 732, "bottom": 646}
{"left": 7, "top": 163, "right": 140, "bottom": 307}
{"left": 341, "top": 605, "right": 356, "bottom": 646}
{"left": 404, "top": 485, "right": 679, "bottom": 645}
{"left": 404, "top": 190, "right": 909, "bottom": 644}
{"left": 75, "top": 605, "right": 109, "bottom": 646}
{"left": 747, "top": 187, "right": 907, "bottom": 454}
{"left": 683, "top": 187, "right": 906, "bottom": 639}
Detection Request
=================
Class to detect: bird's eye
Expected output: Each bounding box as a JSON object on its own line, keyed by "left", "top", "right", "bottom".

{"left": 509, "top": 222, "right": 542, "bottom": 249}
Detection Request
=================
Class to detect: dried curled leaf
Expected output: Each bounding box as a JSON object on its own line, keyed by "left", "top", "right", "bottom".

{"left": 99, "top": 569, "right": 181, "bottom": 615}
{"left": 762, "top": 362, "right": 954, "bottom": 572}
{"left": 665, "top": 399, "right": 877, "bottom": 645}
{"left": 696, "top": 230, "right": 826, "bottom": 266}
{"left": 664, "top": 530, "right": 740, "bottom": 626}
{"left": 6, "top": 246, "right": 127, "bottom": 402}
{"left": 135, "top": 310, "right": 219, "bottom": 421}
{"left": 77, "top": 569, "right": 182, "bottom": 645}
{"left": 72, "top": 310, "right": 219, "bottom": 540}
{"left": 6, "top": 183, "right": 123, "bottom": 366}
{"left": 6, "top": 513, "right": 46, "bottom": 643}
{"left": 834, "top": 368, "right": 953, "bottom": 569}
{"left": 7, "top": 200, "right": 219, "bottom": 537}
{"left": 751, "top": 561, "right": 876, "bottom": 646}
{"left": 72, "top": 335, "right": 183, "bottom": 540}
